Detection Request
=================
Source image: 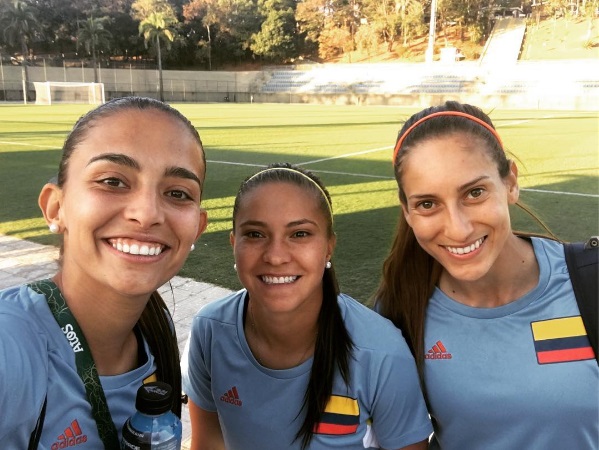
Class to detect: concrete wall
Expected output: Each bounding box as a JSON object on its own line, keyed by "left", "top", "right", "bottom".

{"left": 1, "top": 62, "right": 597, "bottom": 110}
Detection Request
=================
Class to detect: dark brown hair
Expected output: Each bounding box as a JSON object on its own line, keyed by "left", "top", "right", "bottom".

{"left": 232, "top": 163, "right": 353, "bottom": 449}
{"left": 373, "top": 101, "right": 554, "bottom": 383}
{"left": 56, "top": 96, "right": 205, "bottom": 416}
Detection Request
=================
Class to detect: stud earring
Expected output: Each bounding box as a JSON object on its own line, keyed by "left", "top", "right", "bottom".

{"left": 190, "top": 244, "right": 195, "bottom": 251}
{"left": 233, "top": 264, "right": 237, "bottom": 271}
{"left": 325, "top": 261, "right": 332, "bottom": 269}
{"left": 49, "top": 223, "right": 59, "bottom": 234}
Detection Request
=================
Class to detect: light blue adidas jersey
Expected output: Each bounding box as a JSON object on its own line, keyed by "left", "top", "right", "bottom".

{"left": 182, "top": 291, "right": 432, "bottom": 449}
{"left": 424, "top": 237, "right": 599, "bottom": 450}
{"left": 0, "top": 284, "right": 157, "bottom": 449}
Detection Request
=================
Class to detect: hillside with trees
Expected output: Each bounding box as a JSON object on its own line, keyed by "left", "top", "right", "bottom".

{"left": 0, "top": 0, "right": 597, "bottom": 72}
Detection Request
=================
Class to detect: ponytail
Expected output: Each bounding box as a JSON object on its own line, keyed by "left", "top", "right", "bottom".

{"left": 138, "top": 291, "right": 183, "bottom": 416}
{"left": 295, "top": 265, "right": 353, "bottom": 449}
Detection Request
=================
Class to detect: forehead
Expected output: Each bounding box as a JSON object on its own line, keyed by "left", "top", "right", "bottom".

{"left": 238, "top": 181, "right": 324, "bottom": 217}
{"left": 401, "top": 134, "right": 497, "bottom": 188}
{"left": 88, "top": 108, "right": 189, "bottom": 140}
{"left": 73, "top": 108, "right": 204, "bottom": 171}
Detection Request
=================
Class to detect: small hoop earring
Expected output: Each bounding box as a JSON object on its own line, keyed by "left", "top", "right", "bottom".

{"left": 190, "top": 244, "right": 195, "bottom": 251}
{"left": 49, "top": 223, "right": 59, "bottom": 234}
{"left": 233, "top": 263, "right": 237, "bottom": 271}
{"left": 325, "top": 261, "right": 332, "bottom": 269}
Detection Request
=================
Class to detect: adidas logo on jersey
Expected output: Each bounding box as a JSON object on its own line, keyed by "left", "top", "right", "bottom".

{"left": 425, "top": 340, "right": 453, "bottom": 360}
{"left": 51, "top": 419, "right": 88, "bottom": 449}
{"left": 220, "top": 386, "right": 242, "bottom": 406}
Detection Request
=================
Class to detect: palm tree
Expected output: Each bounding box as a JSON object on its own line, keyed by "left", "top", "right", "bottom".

{"left": 0, "top": 0, "right": 41, "bottom": 103}
{"left": 77, "top": 16, "right": 112, "bottom": 83}
{"left": 139, "top": 12, "right": 177, "bottom": 101}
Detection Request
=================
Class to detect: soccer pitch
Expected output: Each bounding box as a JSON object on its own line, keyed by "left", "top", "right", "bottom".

{"left": 0, "top": 103, "right": 597, "bottom": 301}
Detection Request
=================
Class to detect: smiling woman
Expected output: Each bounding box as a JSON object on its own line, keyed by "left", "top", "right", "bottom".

{"left": 374, "top": 100, "right": 599, "bottom": 450}
{"left": 0, "top": 97, "right": 208, "bottom": 449}
{"left": 182, "top": 163, "right": 432, "bottom": 450}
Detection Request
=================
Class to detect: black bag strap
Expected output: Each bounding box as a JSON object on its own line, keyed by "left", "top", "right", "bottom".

{"left": 28, "top": 395, "right": 47, "bottom": 450}
{"left": 564, "top": 237, "right": 599, "bottom": 364}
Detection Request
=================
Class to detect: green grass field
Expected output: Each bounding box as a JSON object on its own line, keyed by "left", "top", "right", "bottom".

{"left": 0, "top": 103, "right": 597, "bottom": 301}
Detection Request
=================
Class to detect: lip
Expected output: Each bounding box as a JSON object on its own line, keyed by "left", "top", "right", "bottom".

{"left": 443, "top": 236, "right": 486, "bottom": 256}
{"left": 105, "top": 236, "right": 171, "bottom": 257}
{"left": 260, "top": 275, "right": 300, "bottom": 285}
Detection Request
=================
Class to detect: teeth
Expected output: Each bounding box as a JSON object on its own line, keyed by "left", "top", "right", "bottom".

{"left": 446, "top": 238, "right": 484, "bottom": 255}
{"left": 261, "top": 275, "right": 298, "bottom": 284}
{"left": 110, "top": 239, "right": 164, "bottom": 256}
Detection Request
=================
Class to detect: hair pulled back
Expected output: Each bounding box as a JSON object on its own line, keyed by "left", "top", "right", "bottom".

{"left": 374, "top": 101, "right": 553, "bottom": 384}
{"left": 56, "top": 96, "right": 205, "bottom": 416}
{"left": 233, "top": 163, "right": 353, "bottom": 449}
{"left": 57, "top": 96, "right": 205, "bottom": 191}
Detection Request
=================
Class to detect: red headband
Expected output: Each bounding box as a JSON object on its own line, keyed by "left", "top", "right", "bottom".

{"left": 392, "top": 111, "right": 503, "bottom": 163}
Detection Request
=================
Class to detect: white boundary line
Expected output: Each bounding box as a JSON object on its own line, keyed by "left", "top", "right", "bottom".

{"left": 0, "top": 141, "right": 57, "bottom": 148}
{"left": 207, "top": 160, "right": 599, "bottom": 198}
{"left": 1, "top": 130, "right": 595, "bottom": 198}
{"left": 299, "top": 146, "right": 393, "bottom": 166}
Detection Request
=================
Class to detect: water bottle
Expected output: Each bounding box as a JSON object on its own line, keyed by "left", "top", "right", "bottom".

{"left": 121, "top": 381, "right": 182, "bottom": 450}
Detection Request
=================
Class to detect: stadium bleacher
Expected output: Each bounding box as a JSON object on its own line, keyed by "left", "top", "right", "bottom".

{"left": 255, "top": 16, "right": 598, "bottom": 110}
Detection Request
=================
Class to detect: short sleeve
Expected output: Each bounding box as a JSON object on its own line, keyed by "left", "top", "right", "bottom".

{"left": 369, "top": 346, "right": 432, "bottom": 448}
{"left": 181, "top": 315, "right": 217, "bottom": 412}
{"left": 0, "top": 305, "right": 49, "bottom": 441}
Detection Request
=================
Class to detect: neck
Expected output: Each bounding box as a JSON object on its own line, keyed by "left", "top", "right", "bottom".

{"left": 439, "top": 235, "right": 539, "bottom": 308}
{"left": 52, "top": 272, "right": 147, "bottom": 375}
{"left": 246, "top": 298, "right": 319, "bottom": 369}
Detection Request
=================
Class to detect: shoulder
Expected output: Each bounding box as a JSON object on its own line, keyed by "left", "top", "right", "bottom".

{"left": 531, "top": 236, "right": 565, "bottom": 259}
{"left": 338, "top": 294, "right": 411, "bottom": 355}
{"left": 530, "top": 236, "right": 568, "bottom": 274}
{"left": 0, "top": 284, "right": 50, "bottom": 332}
{"left": 0, "top": 283, "right": 62, "bottom": 352}
{"left": 0, "top": 285, "right": 51, "bottom": 433}
{"left": 190, "top": 289, "right": 245, "bottom": 329}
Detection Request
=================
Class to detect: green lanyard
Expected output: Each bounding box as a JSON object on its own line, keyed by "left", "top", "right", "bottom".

{"left": 29, "top": 279, "right": 120, "bottom": 449}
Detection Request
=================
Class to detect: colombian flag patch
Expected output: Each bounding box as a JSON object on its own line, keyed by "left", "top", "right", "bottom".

{"left": 313, "top": 395, "right": 360, "bottom": 435}
{"left": 531, "top": 316, "right": 594, "bottom": 364}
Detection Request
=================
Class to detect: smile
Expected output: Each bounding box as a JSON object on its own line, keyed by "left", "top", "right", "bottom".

{"left": 261, "top": 275, "right": 298, "bottom": 284}
{"left": 445, "top": 237, "right": 485, "bottom": 255}
{"left": 108, "top": 238, "right": 165, "bottom": 256}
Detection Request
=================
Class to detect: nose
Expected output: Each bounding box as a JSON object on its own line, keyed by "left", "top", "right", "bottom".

{"left": 444, "top": 205, "right": 474, "bottom": 242}
{"left": 124, "top": 188, "right": 165, "bottom": 228}
{"left": 262, "top": 237, "right": 291, "bottom": 266}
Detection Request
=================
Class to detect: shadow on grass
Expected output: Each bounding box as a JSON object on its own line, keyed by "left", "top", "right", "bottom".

{"left": 1, "top": 147, "right": 597, "bottom": 302}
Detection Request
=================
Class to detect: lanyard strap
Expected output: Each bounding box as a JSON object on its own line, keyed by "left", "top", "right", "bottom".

{"left": 29, "top": 279, "right": 120, "bottom": 449}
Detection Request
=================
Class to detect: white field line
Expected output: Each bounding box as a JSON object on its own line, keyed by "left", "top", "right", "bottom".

{"left": 295, "top": 116, "right": 556, "bottom": 166}
{"left": 207, "top": 160, "right": 598, "bottom": 197}
{"left": 0, "top": 140, "right": 58, "bottom": 148}
{"left": 299, "top": 146, "right": 393, "bottom": 166}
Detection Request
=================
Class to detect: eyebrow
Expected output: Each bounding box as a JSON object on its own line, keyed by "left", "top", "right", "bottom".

{"left": 407, "top": 175, "right": 490, "bottom": 200}
{"left": 165, "top": 166, "right": 202, "bottom": 189}
{"left": 88, "top": 153, "right": 139, "bottom": 169}
{"left": 87, "top": 153, "right": 202, "bottom": 188}
{"left": 458, "top": 175, "right": 489, "bottom": 192}
{"left": 238, "top": 218, "right": 319, "bottom": 228}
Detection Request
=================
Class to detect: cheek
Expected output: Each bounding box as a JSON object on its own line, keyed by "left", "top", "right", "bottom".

{"left": 408, "top": 216, "right": 439, "bottom": 242}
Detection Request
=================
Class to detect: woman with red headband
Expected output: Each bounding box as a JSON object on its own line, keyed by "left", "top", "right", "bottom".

{"left": 373, "top": 101, "right": 598, "bottom": 450}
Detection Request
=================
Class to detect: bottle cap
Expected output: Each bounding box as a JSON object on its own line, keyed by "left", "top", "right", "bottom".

{"left": 135, "top": 381, "right": 173, "bottom": 415}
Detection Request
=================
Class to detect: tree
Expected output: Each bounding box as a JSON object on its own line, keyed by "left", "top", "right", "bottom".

{"left": 77, "top": 16, "right": 112, "bottom": 82}
{"left": 183, "top": 0, "right": 261, "bottom": 67}
{"left": 139, "top": 11, "right": 177, "bottom": 101}
{"left": 183, "top": 0, "right": 218, "bottom": 69}
{"left": 250, "top": 0, "right": 297, "bottom": 61}
{"left": 131, "top": 0, "right": 176, "bottom": 21}
{"left": 0, "top": 0, "right": 41, "bottom": 103}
